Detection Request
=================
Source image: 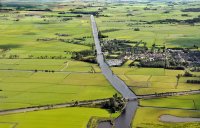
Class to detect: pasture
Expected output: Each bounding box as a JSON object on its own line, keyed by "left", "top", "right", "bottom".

{"left": 140, "top": 94, "right": 200, "bottom": 110}
{"left": 112, "top": 67, "right": 200, "bottom": 95}
{"left": 96, "top": 2, "right": 200, "bottom": 48}
{"left": 0, "top": 70, "right": 117, "bottom": 110}
{"left": 133, "top": 107, "right": 200, "bottom": 128}
{"left": 0, "top": 4, "right": 117, "bottom": 111}
{"left": 0, "top": 107, "right": 110, "bottom": 128}
{"left": 0, "top": 1, "right": 200, "bottom": 128}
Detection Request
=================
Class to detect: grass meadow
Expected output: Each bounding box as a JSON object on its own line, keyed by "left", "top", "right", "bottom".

{"left": 140, "top": 94, "right": 200, "bottom": 110}
{"left": 0, "top": 70, "right": 117, "bottom": 110}
{"left": 133, "top": 107, "right": 200, "bottom": 128}
{"left": 96, "top": 2, "right": 200, "bottom": 48}
{"left": 0, "top": 107, "right": 110, "bottom": 128}
{"left": 0, "top": 4, "right": 118, "bottom": 111}
{"left": 112, "top": 67, "right": 200, "bottom": 95}
{"left": 0, "top": 1, "right": 200, "bottom": 128}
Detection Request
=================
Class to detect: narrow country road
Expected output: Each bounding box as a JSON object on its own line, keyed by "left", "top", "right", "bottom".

{"left": 0, "top": 99, "right": 110, "bottom": 115}
{"left": 90, "top": 15, "right": 138, "bottom": 128}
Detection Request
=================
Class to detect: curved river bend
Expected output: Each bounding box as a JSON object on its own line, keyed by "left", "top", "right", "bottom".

{"left": 91, "top": 15, "right": 138, "bottom": 128}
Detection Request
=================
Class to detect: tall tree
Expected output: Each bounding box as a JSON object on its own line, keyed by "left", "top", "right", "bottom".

{"left": 175, "top": 74, "right": 181, "bottom": 89}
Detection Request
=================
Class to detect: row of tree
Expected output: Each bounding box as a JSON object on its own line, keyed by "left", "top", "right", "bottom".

{"left": 187, "top": 80, "right": 200, "bottom": 84}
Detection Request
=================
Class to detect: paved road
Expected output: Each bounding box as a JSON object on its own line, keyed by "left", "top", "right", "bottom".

{"left": 91, "top": 15, "right": 138, "bottom": 128}
{"left": 138, "top": 89, "right": 200, "bottom": 99}
{"left": 0, "top": 99, "right": 109, "bottom": 115}
{"left": 0, "top": 69, "right": 101, "bottom": 74}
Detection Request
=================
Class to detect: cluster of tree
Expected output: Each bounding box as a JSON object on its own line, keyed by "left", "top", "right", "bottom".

{"left": 101, "top": 40, "right": 132, "bottom": 54}
{"left": 98, "top": 31, "right": 108, "bottom": 39}
{"left": 0, "top": 9, "right": 13, "bottom": 12}
{"left": 27, "top": 8, "right": 52, "bottom": 12}
{"left": 9, "top": 54, "right": 19, "bottom": 59}
{"left": 0, "top": 48, "right": 10, "bottom": 52}
{"left": 97, "top": 14, "right": 110, "bottom": 17}
{"left": 2, "top": 3, "right": 35, "bottom": 10}
{"left": 148, "top": 16, "right": 200, "bottom": 24}
{"left": 168, "top": 59, "right": 189, "bottom": 67}
{"left": 102, "top": 94, "right": 125, "bottom": 113}
{"left": 101, "top": 29, "right": 121, "bottom": 33}
{"left": 182, "top": 8, "right": 200, "bottom": 12}
{"left": 143, "top": 7, "right": 157, "bottom": 11}
{"left": 71, "top": 50, "right": 96, "bottom": 63}
{"left": 187, "top": 80, "right": 200, "bottom": 84}
{"left": 129, "top": 58, "right": 188, "bottom": 70}
{"left": 165, "top": 66, "right": 185, "bottom": 70}
{"left": 163, "top": 10, "right": 170, "bottom": 14}
{"left": 148, "top": 19, "right": 180, "bottom": 24}
{"left": 55, "top": 33, "right": 69, "bottom": 37}
{"left": 134, "top": 28, "right": 140, "bottom": 31}
{"left": 34, "top": 55, "right": 67, "bottom": 59}
{"left": 57, "top": 11, "right": 82, "bottom": 17}
{"left": 61, "top": 17, "right": 72, "bottom": 21}
{"left": 184, "top": 16, "right": 200, "bottom": 24}
{"left": 103, "top": 39, "right": 136, "bottom": 44}
{"left": 74, "top": 37, "right": 86, "bottom": 41}
{"left": 139, "top": 60, "right": 165, "bottom": 68}
{"left": 181, "top": 14, "right": 189, "bottom": 17}
{"left": 34, "top": 70, "right": 55, "bottom": 73}
{"left": 183, "top": 71, "right": 193, "bottom": 77}
{"left": 126, "top": 13, "right": 134, "bottom": 16}
{"left": 37, "top": 36, "right": 90, "bottom": 46}
{"left": 191, "top": 67, "right": 200, "bottom": 72}
{"left": 70, "top": 11, "right": 99, "bottom": 16}
{"left": 37, "top": 38, "right": 56, "bottom": 41}
{"left": 59, "top": 38, "right": 90, "bottom": 47}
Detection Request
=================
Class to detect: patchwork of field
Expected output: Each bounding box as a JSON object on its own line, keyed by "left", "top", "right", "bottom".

{"left": 0, "top": 4, "right": 118, "bottom": 111}
{"left": 0, "top": 59, "right": 101, "bottom": 72}
{"left": 96, "top": 2, "right": 200, "bottom": 48}
{"left": 1, "top": 1, "right": 200, "bottom": 128}
{"left": 0, "top": 107, "right": 110, "bottom": 128}
{"left": 140, "top": 94, "right": 200, "bottom": 110}
{"left": 0, "top": 70, "right": 117, "bottom": 110}
{"left": 112, "top": 67, "right": 200, "bottom": 95}
{"left": 0, "top": 15, "right": 92, "bottom": 58}
{"left": 133, "top": 107, "right": 200, "bottom": 128}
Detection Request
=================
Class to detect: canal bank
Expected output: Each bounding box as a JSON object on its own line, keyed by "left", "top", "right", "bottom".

{"left": 90, "top": 15, "right": 138, "bottom": 128}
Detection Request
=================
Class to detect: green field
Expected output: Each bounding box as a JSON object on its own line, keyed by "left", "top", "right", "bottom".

{"left": 0, "top": 2, "right": 120, "bottom": 111}
{"left": 96, "top": 2, "right": 200, "bottom": 48}
{"left": 1, "top": 1, "right": 200, "bottom": 128}
{"left": 0, "top": 59, "right": 101, "bottom": 72}
{"left": 0, "top": 107, "right": 110, "bottom": 128}
{"left": 133, "top": 107, "right": 200, "bottom": 128}
{"left": 0, "top": 70, "right": 118, "bottom": 110}
{"left": 112, "top": 67, "right": 200, "bottom": 95}
{"left": 140, "top": 94, "right": 200, "bottom": 110}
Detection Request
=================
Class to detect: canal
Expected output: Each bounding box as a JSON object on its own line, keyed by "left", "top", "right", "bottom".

{"left": 91, "top": 15, "right": 138, "bottom": 128}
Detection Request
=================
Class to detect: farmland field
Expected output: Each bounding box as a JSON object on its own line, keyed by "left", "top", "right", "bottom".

{"left": 0, "top": 70, "right": 117, "bottom": 110}
{"left": 0, "top": 2, "right": 118, "bottom": 111}
{"left": 140, "top": 94, "right": 200, "bottom": 110}
{"left": 112, "top": 67, "right": 200, "bottom": 95}
{"left": 133, "top": 107, "right": 200, "bottom": 128}
{"left": 1, "top": 0, "right": 200, "bottom": 128}
{"left": 96, "top": 2, "right": 200, "bottom": 48}
{"left": 0, "top": 107, "right": 110, "bottom": 128}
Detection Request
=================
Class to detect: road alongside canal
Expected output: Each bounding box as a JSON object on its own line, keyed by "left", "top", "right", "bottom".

{"left": 91, "top": 15, "right": 138, "bottom": 128}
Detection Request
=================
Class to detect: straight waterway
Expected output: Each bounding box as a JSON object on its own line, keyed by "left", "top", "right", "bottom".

{"left": 91, "top": 15, "right": 138, "bottom": 128}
